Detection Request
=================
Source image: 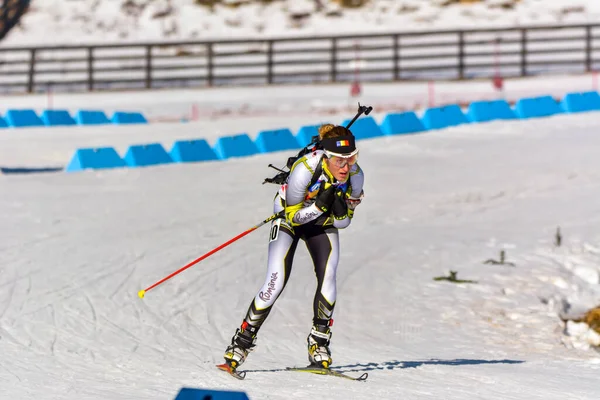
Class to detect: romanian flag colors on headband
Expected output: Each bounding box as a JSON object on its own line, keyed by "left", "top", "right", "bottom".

{"left": 321, "top": 134, "right": 356, "bottom": 155}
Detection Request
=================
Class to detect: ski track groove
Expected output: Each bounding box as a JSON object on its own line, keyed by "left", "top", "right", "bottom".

{"left": 11, "top": 318, "right": 75, "bottom": 372}
{"left": 108, "top": 265, "right": 137, "bottom": 301}
{"left": 100, "top": 315, "right": 170, "bottom": 359}
{"left": 206, "top": 306, "right": 227, "bottom": 348}
{"left": 0, "top": 269, "right": 45, "bottom": 290}
{"left": 0, "top": 325, "right": 32, "bottom": 350}
{"left": 0, "top": 232, "right": 68, "bottom": 254}
{"left": 57, "top": 304, "right": 200, "bottom": 365}
{"left": 15, "top": 264, "right": 127, "bottom": 321}
{"left": 129, "top": 301, "right": 207, "bottom": 364}
{"left": 0, "top": 361, "right": 23, "bottom": 383}
{"left": 109, "top": 253, "right": 146, "bottom": 301}
{"left": 0, "top": 278, "right": 16, "bottom": 320}
{"left": 156, "top": 308, "right": 206, "bottom": 363}
{"left": 187, "top": 311, "right": 220, "bottom": 355}
{"left": 49, "top": 304, "right": 57, "bottom": 356}
{"left": 83, "top": 293, "right": 98, "bottom": 338}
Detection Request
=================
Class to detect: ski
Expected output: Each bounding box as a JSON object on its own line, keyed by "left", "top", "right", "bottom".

{"left": 217, "top": 363, "right": 368, "bottom": 381}
{"left": 216, "top": 363, "right": 246, "bottom": 380}
{"left": 286, "top": 366, "right": 368, "bottom": 381}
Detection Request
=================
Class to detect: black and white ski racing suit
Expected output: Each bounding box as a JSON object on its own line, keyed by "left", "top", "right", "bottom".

{"left": 241, "top": 149, "right": 364, "bottom": 331}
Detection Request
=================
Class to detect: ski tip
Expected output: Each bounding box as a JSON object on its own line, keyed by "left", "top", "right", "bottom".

{"left": 138, "top": 290, "right": 146, "bottom": 299}
{"left": 216, "top": 363, "right": 230, "bottom": 372}
{"left": 216, "top": 363, "right": 246, "bottom": 380}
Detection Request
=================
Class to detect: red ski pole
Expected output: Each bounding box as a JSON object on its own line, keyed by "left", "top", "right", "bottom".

{"left": 138, "top": 211, "right": 284, "bottom": 298}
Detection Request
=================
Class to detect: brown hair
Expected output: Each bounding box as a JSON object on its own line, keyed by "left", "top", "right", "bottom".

{"left": 318, "top": 124, "right": 351, "bottom": 140}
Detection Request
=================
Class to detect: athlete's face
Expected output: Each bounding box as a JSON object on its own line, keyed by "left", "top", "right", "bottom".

{"left": 326, "top": 157, "right": 351, "bottom": 182}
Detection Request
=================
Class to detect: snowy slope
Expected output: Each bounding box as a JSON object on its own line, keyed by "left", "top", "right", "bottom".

{"left": 1, "top": 101, "right": 600, "bottom": 398}
{"left": 5, "top": 0, "right": 600, "bottom": 46}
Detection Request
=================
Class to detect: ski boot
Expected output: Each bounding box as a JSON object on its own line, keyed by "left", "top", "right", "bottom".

{"left": 307, "top": 320, "right": 333, "bottom": 368}
{"left": 223, "top": 321, "right": 257, "bottom": 371}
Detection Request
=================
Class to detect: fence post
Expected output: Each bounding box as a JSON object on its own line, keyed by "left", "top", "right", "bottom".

{"left": 267, "top": 40, "right": 273, "bottom": 84}
{"left": 586, "top": 25, "right": 592, "bottom": 72}
{"left": 1, "top": 4, "right": 7, "bottom": 36}
{"left": 87, "top": 47, "right": 94, "bottom": 91}
{"left": 207, "top": 42, "right": 213, "bottom": 87}
{"left": 520, "top": 29, "right": 527, "bottom": 77}
{"left": 27, "top": 48, "right": 36, "bottom": 93}
{"left": 458, "top": 31, "right": 465, "bottom": 80}
{"left": 393, "top": 34, "right": 400, "bottom": 80}
{"left": 331, "top": 37, "right": 337, "bottom": 82}
{"left": 145, "top": 45, "right": 152, "bottom": 89}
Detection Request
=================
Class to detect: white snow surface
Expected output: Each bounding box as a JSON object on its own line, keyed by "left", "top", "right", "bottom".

{"left": 4, "top": 0, "right": 600, "bottom": 46}
{"left": 2, "top": 85, "right": 600, "bottom": 399}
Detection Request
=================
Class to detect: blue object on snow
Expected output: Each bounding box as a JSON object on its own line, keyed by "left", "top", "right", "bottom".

{"left": 421, "top": 104, "right": 469, "bottom": 130}
{"left": 65, "top": 147, "right": 127, "bottom": 172}
{"left": 296, "top": 124, "right": 323, "bottom": 147}
{"left": 466, "top": 100, "right": 516, "bottom": 123}
{"left": 174, "top": 387, "right": 249, "bottom": 400}
{"left": 340, "top": 116, "right": 384, "bottom": 140}
{"left": 41, "top": 110, "right": 76, "bottom": 126}
{"left": 213, "top": 134, "right": 259, "bottom": 160}
{"left": 380, "top": 111, "right": 425, "bottom": 135}
{"left": 75, "top": 110, "right": 111, "bottom": 125}
{"left": 111, "top": 111, "right": 148, "bottom": 124}
{"left": 514, "top": 96, "right": 563, "bottom": 119}
{"left": 255, "top": 128, "right": 301, "bottom": 153}
{"left": 560, "top": 91, "right": 600, "bottom": 113}
{"left": 124, "top": 143, "right": 173, "bottom": 167}
{"left": 170, "top": 139, "right": 218, "bottom": 163}
{"left": 4, "top": 109, "right": 44, "bottom": 127}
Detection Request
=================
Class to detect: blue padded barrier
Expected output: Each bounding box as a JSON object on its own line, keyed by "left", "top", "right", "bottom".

{"left": 581, "top": 91, "right": 600, "bottom": 110}
{"left": 561, "top": 91, "right": 600, "bottom": 113}
{"left": 65, "top": 147, "right": 127, "bottom": 172}
{"left": 255, "top": 128, "right": 301, "bottom": 153}
{"left": 341, "top": 116, "right": 384, "bottom": 140}
{"left": 75, "top": 110, "right": 111, "bottom": 125}
{"left": 296, "top": 124, "right": 323, "bottom": 146}
{"left": 4, "top": 109, "right": 44, "bottom": 127}
{"left": 466, "top": 100, "right": 517, "bottom": 123}
{"left": 170, "top": 139, "right": 218, "bottom": 163}
{"left": 421, "top": 104, "right": 469, "bottom": 130}
{"left": 213, "top": 134, "right": 259, "bottom": 160}
{"left": 111, "top": 111, "right": 148, "bottom": 124}
{"left": 174, "top": 388, "right": 249, "bottom": 400}
{"left": 41, "top": 110, "right": 76, "bottom": 126}
{"left": 514, "top": 96, "right": 563, "bottom": 119}
{"left": 488, "top": 99, "right": 518, "bottom": 120}
{"left": 124, "top": 143, "right": 173, "bottom": 167}
{"left": 0, "top": 116, "right": 7, "bottom": 128}
{"left": 380, "top": 111, "right": 425, "bottom": 135}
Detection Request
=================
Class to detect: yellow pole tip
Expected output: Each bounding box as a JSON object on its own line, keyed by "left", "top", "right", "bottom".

{"left": 138, "top": 290, "right": 146, "bottom": 299}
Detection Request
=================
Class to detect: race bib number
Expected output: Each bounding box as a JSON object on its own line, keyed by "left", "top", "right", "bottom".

{"left": 269, "top": 218, "right": 282, "bottom": 242}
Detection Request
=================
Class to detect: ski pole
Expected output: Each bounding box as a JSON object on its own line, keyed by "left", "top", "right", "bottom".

{"left": 138, "top": 211, "right": 284, "bottom": 298}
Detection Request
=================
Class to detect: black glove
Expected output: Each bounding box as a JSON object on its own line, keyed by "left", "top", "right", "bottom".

{"left": 314, "top": 184, "right": 336, "bottom": 213}
{"left": 331, "top": 188, "right": 348, "bottom": 219}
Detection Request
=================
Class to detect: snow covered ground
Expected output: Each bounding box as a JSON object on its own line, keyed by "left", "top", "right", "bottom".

{"left": 5, "top": 0, "right": 600, "bottom": 46}
{"left": 2, "top": 84, "right": 600, "bottom": 399}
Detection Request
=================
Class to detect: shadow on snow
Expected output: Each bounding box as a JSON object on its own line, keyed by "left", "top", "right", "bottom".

{"left": 243, "top": 358, "right": 525, "bottom": 374}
